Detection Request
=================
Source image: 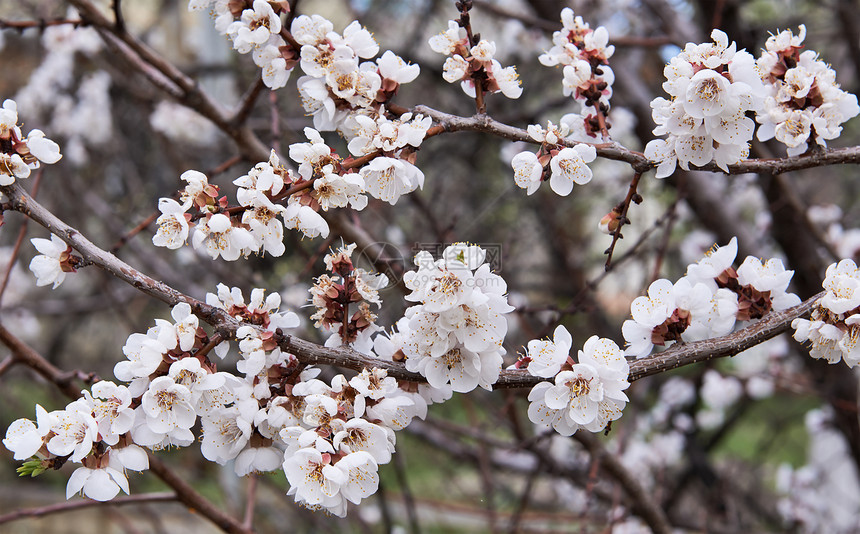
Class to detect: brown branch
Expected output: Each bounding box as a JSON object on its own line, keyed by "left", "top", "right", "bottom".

{"left": 411, "top": 105, "right": 860, "bottom": 175}
{"left": 232, "top": 77, "right": 267, "bottom": 127}
{"left": 414, "top": 104, "right": 651, "bottom": 172}
{"left": 493, "top": 291, "right": 822, "bottom": 390}
{"left": 148, "top": 453, "right": 253, "bottom": 534}
{"left": 629, "top": 290, "right": 818, "bottom": 379}
{"left": 0, "top": 492, "right": 177, "bottom": 525}
{"left": 604, "top": 171, "right": 642, "bottom": 270}
{"left": 0, "top": 355, "right": 14, "bottom": 377}
{"left": 0, "top": 168, "right": 43, "bottom": 304}
{"left": 0, "top": 18, "right": 84, "bottom": 30}
{"left": 68, "top": 0, "right": 270, "bottom": 162}
{"left": 0, "top": 323, "right": 84, "bottom": 399}
{"left": 573, "top": 432, "right": 672, "bottom": 534}
{"left": 0, "top": 182, "right": 824, "bottom": 391}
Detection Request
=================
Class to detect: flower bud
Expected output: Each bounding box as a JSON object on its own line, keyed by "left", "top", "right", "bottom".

{"left": 599, "top": 208, "right": 622, "bottom": 234}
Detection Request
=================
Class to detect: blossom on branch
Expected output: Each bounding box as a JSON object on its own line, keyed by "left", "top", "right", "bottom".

{"left": 757, "top": 26, "right": 859, "bottom": 155}
{"left": 429, "top": 20, "right": 522, "bottom": 101}
{"left": 645, "top": 30, "right": 764, "bottom": 176}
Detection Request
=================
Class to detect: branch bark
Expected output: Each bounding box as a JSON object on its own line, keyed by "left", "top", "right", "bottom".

{"left": 0, "top": 492, "right": 177, "bottom": 525}
{"left": 1, "top": 183, "right": 823, "bottom": 392}
{"left": 413, "top": 105, "right": 860, "bottom": 175}
{"left": 573, "top": 432, "right": 672, "bottom": 534}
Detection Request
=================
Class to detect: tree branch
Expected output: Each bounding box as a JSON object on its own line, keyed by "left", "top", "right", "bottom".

{"left": 413, "top": 105, "right": 860, "bottom": 175}
{"left": 573, "top": 432, "right": 672, "bottom": 534}
{"left": 1, "top": 181, "right": 824, "bottom": 395}
{"left": 0, "top": 492, "right": 177, "bottom": 525}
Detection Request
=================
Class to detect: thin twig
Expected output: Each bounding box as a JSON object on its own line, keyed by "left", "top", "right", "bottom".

{"left": 604, "top": 171, "right": 643, "bottom": 269}
{"left": 112, "top": 0, "right": 125, "bottom": 33}
{"left": 0, "top": 492, "right": 177, "bottom": 525}
{"left": 0, "top": 355, "right": 15, "bottom": 377}
{"left": 109, "top": 211, "right": 159, "bottom": 253}
{"left": 242, "top": 475, "right": 257, "bottom": 530}
{"left": 0, "top": 168, "right": 43, "bottom": 304}
{"left": 505, "top": 456, "right": 542, "bottom": 534}
{"left": 232, "top": 78, "right": 267, "bottom": 127}
{"left": 573, "top": 432, "right": 672, "bottom": 534}
{"left": 0, "top": 18, "right": 84, "bottom": 30}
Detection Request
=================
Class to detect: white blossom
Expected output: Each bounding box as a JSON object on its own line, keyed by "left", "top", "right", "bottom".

{"left": 548, "top": 144, "right": 596, "bottom": 196}
{"left": 525, "top": 325, "right": 572, "bottom": 378}
{"left": 29, "top": 235, "right": 70, "bottom": 289}
{"left": 66, "top": 464, "right": 129, "bottom": 502}
{"left": 152, "top": 198, "right": 190, "bottom": 250}
{"left": 3, "top": 405, "right": 52, "bottom": 460}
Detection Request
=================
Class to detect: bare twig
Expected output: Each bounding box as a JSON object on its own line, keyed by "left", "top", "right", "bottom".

{"left": 0, "top": 169, "right": 43, "bottom": 304}
{"left": 0, "top": 323, "right": 84, "bottom": 399}
{"left": 604, "top": 171, "right": 643, "bottom": 270}
{"left": 148, "top": 453, "right": 253, "bottom": 534}
{"left": 232, "top": 78, "right": 266, "bottom": 127}
{"left": 0, "top": 18, "right": 84, "bottom": 30}
{"left": 242, "top": 475, "right": 257, "bottom": 531}
{"left": 573, "top": 432, "right": 672, "bottom": 534}
{"left": 0, "top": 492, "right": 177, "bottom": 525}
{"left": 0, "top": 355, "right": 15, "bottom": 377}
{"left": 109, "top": 211, "right": 159, "bottom": 253}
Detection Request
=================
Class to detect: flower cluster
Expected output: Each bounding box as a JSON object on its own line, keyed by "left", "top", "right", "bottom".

{"left": 538, "top": 8, "right": 615, "bottom": 139}
{"left": 792, "top": 260, "right": 860, "bottom": 366}
{"left": 152, "top": 149, "right": 328, "bottom": 259}
{"left": 293, "top": 15, "right": 419, "bottom": 133}
{"left": 645, "top": 30, "right": 765, "bottom": 177}
{"left": 510, "top": 120, "right": 597, "bottom": 196}
{"left": 1, "top": 300, "right": 231, "bottom": 501}
{"left": 191, "top": 0, "right": 295, "bottom": 89}
{"left": 3, "top": 280, "right": 441, "bottom": 516}
{"left": 345, "top": 111, "right": 430, "bottom": 205}
{"left": 756, "top": 26, "right": 860, "bottom": 156}
{"left": 153, "top": 117, "right": 437, "bottom": 261}
{"left": 0, "top": 99, "right": 62, "bottom": 185}
{"left": 524, "top": 331, "right": 630, "bottom": 435}
{"left": 429, "top": 20, "right": 522, "bottom": 100}
{"left": 394, "top": 244, "right": 514, "bottom": 393}
{"left": 310, "top": 243, "right": 389, "bottom": 354}
{"left": 623, "top": 237, "right": 800, "bottom": 358}
{"left": 288, "top": 127, "right": 369, "bottom": 213}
